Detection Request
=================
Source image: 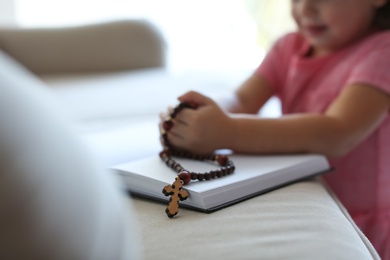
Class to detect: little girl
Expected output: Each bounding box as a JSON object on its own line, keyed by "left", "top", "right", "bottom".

{"left": 163, "top": 0, "right": 390, "bottom": 258}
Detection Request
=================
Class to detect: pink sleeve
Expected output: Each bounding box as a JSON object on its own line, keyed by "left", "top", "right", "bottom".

{"left": 256, "top": 33, "right": 302, "bottom": 96}
{"left": 346, "top": 45, "right": 390, "bottom": 95}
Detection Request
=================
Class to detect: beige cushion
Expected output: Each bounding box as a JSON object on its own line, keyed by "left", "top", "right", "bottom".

{"left": 0, "top": 51, "right": 141, "bottom": 259}
{"left": 132, "top": 178, "right": 379, "bottom": 259}
{"left": 0, "top": 19, "right": 166, "bottom": 74}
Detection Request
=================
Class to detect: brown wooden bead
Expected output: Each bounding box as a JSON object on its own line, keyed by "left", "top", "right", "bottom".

{"left": 162, "top": 133, "right": 168, "bottom": 141}
{"left": 216, "top": 155, "right": 228, "bottom": 166}
{"left": 163, "top": 120, "right": 174, "bottom": 131}
{"left": 191, "top": 172, "right": 198, "bottom": 180}
{"left": 174, "top": 165, "right": 182, "bottom": 172}
{"left": 168, "top": 160, "right": 175, "bottom": 167}
{"left": 178, "top": 171, "right": 191, "bottom": 185}
{"left": 222, "top": 168, "right": 228, "bottom": 176}
{"left": 159, "top": 151, "right": 168, "bottom": 159}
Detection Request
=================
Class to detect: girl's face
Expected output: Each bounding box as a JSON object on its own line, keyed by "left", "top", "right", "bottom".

{"left": 291, "top": 0, "right": 387, "bottom": 56}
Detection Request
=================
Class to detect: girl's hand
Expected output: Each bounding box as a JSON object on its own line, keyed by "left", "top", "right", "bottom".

{"left": 166, "top": 91, "right": 235, "bottom": 154}
{"left": 159, "top": 105, "right": 173, "bottom": 147}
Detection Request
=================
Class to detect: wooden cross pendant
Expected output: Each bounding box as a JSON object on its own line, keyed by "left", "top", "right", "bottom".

{"left": 162, "top": 176, "right": 189, "bottom": 218}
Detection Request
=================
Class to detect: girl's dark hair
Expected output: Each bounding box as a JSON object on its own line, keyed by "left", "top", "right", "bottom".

{"left": 374, "top": 2, "right": 390, "bottom": 30}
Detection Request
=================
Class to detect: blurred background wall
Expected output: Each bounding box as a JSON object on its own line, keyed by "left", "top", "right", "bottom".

{"left": 0, "top": 0, "right": 295, "bottom": 72}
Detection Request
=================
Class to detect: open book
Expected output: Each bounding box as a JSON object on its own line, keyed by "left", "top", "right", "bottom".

{"left": 112, "top": 153, "right": 331, "bottom": 212}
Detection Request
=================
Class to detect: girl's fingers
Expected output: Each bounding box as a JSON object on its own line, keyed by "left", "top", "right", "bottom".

{"left": 166, "top": 130, "right": 186, "bottom": 148}
{"left": 178, "top": 91, "right": 213, "bottom": 107}
{"left": 168, "top": 105, "right": 174, "bottom": 115}
{"left": 159, "top": 112, "right": 166, "bottom": 121}
{"left": 160, "top": 106, "right": 174, "bottom": 120}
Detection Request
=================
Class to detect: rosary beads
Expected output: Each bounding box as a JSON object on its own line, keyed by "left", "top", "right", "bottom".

{"left": 160, "top": 102, "right": 235, "bottom": 218}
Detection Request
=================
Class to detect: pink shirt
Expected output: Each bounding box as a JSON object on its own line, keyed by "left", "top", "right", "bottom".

{"left": 257, "top": 32, "right": 390, "bottom": 257}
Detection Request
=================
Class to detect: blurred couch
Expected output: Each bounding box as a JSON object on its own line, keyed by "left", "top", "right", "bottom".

{"left": 0, "top": 19, "right": 380, "bottom": 259}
